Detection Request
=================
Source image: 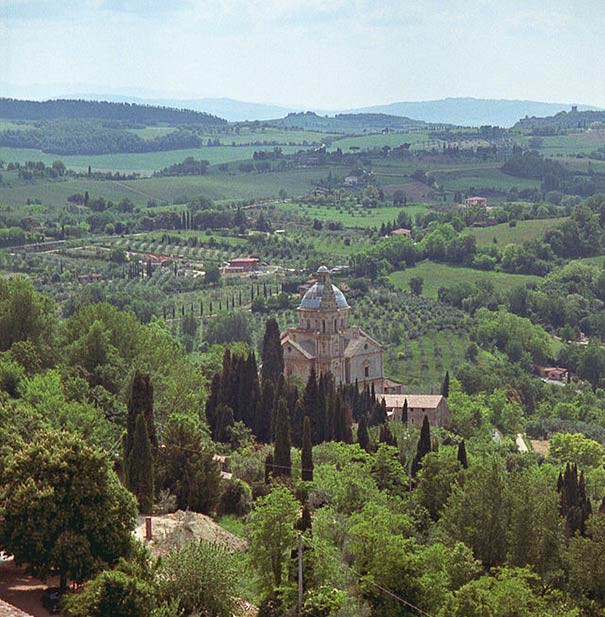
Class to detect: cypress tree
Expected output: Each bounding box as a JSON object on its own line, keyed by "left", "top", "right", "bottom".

{"left": 369, "top": 397, "right": 388, "bottom": 426}
{"left": 126, "top": 370, "right": 157, "bottom": 453}
{"left": 412, "top": 415, "right": 431, "bottom": 476}
{"left": 273, "top": 398, "right": 291, "bottom": 477}
{"left": 325, "top": 390, "right": 335, "bottom": 442}
{"left": 402, "top": 398, "right": 408, "bottom": 423}
{"left": 358, "top": 415, "right": 370, "bottom": 452}
{"left": 302, "top": 416, "right": 314, "bottom": 482}
{"left": 290, "top": 400, "right": 305, "bottom": 448}
{"left": 457, "top": 440, "right": 468, "bottom": 469}
{"left": 215, "top": 404, "right": 234, "bottom": 443}
{"left": 302, "top": 367, "right": 321, "bottom": 445}
{"left": 297, "top": 503, "right": 312, "bottom": 534}
{"left": 261, "top": 318, "right": 284, "bottom": 385}
{"left": 442, "top": 370, "right": 450, "bottom": 398}
{"left": 205, "top": 373, "right": 221, "bottom": 440}
{"left": 126, "top": 414, "right": 154, "bottom": 514}
{"left": 379, "top": 423, "right": 397, "bottom": 447}
{"left": 257, "top": 379, "right": 275, "bottom": 443}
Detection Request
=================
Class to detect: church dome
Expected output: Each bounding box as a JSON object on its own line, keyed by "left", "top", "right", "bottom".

{"left": 300, "top": 277, "right": 349, "bottom": 310}
{"left": 300, "top": 283, "right": 349, "bottom": 309}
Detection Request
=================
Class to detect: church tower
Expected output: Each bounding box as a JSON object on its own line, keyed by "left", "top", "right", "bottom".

{"left": 281, "top": 266, "right": 385, "bottom": 389}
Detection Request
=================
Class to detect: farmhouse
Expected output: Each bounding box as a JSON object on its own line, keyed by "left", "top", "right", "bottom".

{"left": 223, "top": 257, "right": 260, "bottom": 274}
{"left": 536, "top": 366, "right": 568, "bottom": 381}
{"left": 390, "top": 227, "right": 412, "bottom": 237}
{"left": 464, "top": 196, "right": 488, "bottom": 209}
{"left": 383, "top": 394, "right": 451, "bottom": 428}
{"left": 282, "top": 266, "right": 387, "bottom": 391}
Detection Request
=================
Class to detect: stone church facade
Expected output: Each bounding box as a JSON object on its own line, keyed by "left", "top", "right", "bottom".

{"left": 281, "top": 266, "right": 390, "bottom": 392}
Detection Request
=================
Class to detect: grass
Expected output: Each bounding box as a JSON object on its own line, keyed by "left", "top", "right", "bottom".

{"left": 387, "top": 330, "right": 471, "bottom": 392}
{"left": 329, "top": 131, "right": 431, "bottom": 151}
{"left": 0, "top": 165, "right": 350, "bottom": 209}
{"left": 431, "top": 167, "right": 541, "bottom": 192}
{"left": 470, "top": 217, "right": 568, "bottom": 246}
{"left": 273, "top": 201, "right": 430, "bottom": 228}
{"left": 389, "top": 261, "right": 542, "bottom": 298}
{"left": 0, "top": 145, "right": 303, "bottom": 175}
{"left": 217, "top": 515, "right": 245, "bottom": 538}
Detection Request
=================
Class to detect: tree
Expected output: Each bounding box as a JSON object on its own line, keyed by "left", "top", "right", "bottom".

{"left": 409, "top": 276, "right": 424, "bottom": 296}
{"left": 273, "top": 398, "right": 292, "bottom": 478}
{"left": 158, "top": 540, "right": 238, "bottom": 617}
{"left": 442, "top": 370, "right": 450, "bottom": 398}
{"left": 401, "top": 398, "right": 408, "bottom": 423}
{"left": 442, "top": 457, "right": 508, "bottom": 568}
{"left": 261, "top": 318, "right": 284, "bottom": 385}
{"left": 411, "top": 415, "right": 431, "bottom": 476}
{"left": 246, "top": 488, "right": 299, "bottom": 597}
{"left": 457, "top": 440, "right": 468, "bottom": 469}
{"left": 125, "top": 414, "right": 154, "bottom": 514}
{"left": 126, "top": 370, "right": 157, "bottom": 453}
{"left": 357, "top": 415, "right": 370, "bottom": 452}
{"left": 0, "top": 431, "right": 137, "bottom": 592}
{"left": 204, "top": 266, "right": 220, "bottom": 285}
{"left": 302, "top": 416, "right": 314, "bottom": 482}
{"left": 156, "top": 414, "right": 222, "bottom": 514}
{"left": 62, "top": 569, "right": 156, "bottom": 617}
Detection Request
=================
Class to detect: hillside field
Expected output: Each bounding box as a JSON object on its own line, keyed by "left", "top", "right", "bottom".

{"left": 470, "top": 217, "right": 568, "bottom": 246}
{"left": 389, "top": 261, "right": 542, "bottom": 298}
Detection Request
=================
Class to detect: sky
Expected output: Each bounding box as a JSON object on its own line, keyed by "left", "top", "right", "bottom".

{"left": 1, "top": 0, "right": 604, "bottom": 108}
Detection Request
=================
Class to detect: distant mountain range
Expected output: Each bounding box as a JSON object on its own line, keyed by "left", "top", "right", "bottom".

{"left": 62, "top": 95, "right": 600, "bottom": 127}
{"left": 267, "top": 111, "right": 431, "bottom": 133}
{"left": 0, "top": 91, "right": 602, "bottom": 129}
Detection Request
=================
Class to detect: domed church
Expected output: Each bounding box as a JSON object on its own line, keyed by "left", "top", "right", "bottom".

{"left": 281, "top": 266, "right": 391, "bottom": 392}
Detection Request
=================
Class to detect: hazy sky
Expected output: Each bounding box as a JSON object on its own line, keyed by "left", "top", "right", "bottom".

{"left": 1, "top": 0, "right": 603, "bottom": 108}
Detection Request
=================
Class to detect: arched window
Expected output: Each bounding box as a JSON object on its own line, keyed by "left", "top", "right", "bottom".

{"left": 306, "top": 320, "right": 310, "bottom": 330}
{"left": 322, "top": 320, "right": 326, "bottom": 333}
{"left": 364, "top": 366, "right": 369, "bottom": 378}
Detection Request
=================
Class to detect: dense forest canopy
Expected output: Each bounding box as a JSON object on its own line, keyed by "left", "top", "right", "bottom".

{"left": 0, "top": 98, "right": 227, "bottom": 126}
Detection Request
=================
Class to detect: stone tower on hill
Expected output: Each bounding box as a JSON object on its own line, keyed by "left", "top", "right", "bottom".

{"left": 281, "top": 266, "right": 394, "bottom": 392}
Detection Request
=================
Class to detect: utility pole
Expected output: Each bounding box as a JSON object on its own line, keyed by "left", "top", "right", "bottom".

{"left": 297, "top": 533, "right": 303, "bottom": 614}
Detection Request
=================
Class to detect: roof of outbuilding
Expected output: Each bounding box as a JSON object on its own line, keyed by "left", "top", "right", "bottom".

{"left": 381, "top": 394, "right": 445, "bottom": 409}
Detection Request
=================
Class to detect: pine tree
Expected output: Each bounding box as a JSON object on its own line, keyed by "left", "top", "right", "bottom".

{"left": 442, "top": 370, "right": 450, "bottom": 397}
{"left": 261, "top": 318, "right": 284, "bottom": 385}
{"left": 457, "top": 439, "right": 468, "bottom": 469}
{"left": 273, "top": 398, "right": 292, "bottom": 477}
{"left": 412, "top": 415, "right": 431, "bottom": 476}
{"left": 301, "top": 416, "right": 313, "bottom": 482}
{"left": 126, "top": 414, "right": 154, "bottom": 514}
{"left": 358, "top": 415, "right": 370, "bottom": 452}
{"left": 126, "top": 370, "right": 157, "bottom": 453}
{"left": 402, "top": 398, "right": 408, "bottom": 423}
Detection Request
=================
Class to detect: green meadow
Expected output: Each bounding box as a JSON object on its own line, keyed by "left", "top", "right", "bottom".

{"left": 470, "top": 217, "right": 568, "bottom": 246}
{"left": 389, "top": 261, "right": 542, "bottom": 298}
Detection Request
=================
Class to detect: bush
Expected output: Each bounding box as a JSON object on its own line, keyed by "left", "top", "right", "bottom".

{"left": 219, "top": 478, "right": 252, "bottom": 516}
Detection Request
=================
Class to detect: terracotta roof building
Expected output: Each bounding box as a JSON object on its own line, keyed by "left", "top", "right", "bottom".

{"left": 382, "top": 394, "right": 451, "bottom": 427}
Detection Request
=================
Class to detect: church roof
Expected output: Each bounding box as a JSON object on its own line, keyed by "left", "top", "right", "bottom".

{"left": 300, "top": 266, "right": 349, "bottom": 310}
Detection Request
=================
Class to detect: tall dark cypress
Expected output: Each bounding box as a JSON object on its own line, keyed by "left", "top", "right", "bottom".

{"left": 261, "top": 318, "right": 284, "bottom": 385}
{"left": 273, "top": 398, "right": 292, "bottom": 477}
{"left": 291, "top": 399, "right": 305, "bottom": 448}
{"left": 369, "top": 397, "right": 387, "bottom": 426}
{"left": 412, "top": 415, "right": 431, "bottom": 476}
{"left": 402, "top": 398, "right": 408, "bottom": 423}
{"left": 357, "top": 415, "right": 370, "bottom": 452}
{"left": 302, "top": 367, "right": 321, "bottom": 445}
{"left": 379, "top": 423, "right": 397, "bottom": 447}
{"left": 126, "top": 414, "right": 154, "bottom": 514}
{"left": 457, "top": 439, "right": 468, "bottom": 469}
{"left": 127, "top": 370, "right": 157, "bottom": 453}
{"left": 205, "top": 373, "right": 222, "bottom": 440}
{"left": 301, "top": 416, "right": 313, "bottom": 482}
{"left": 257, "top": 379, "right": 275, "bottom": 443}
{"left": 442, "top": 370, "right": 450, "bottom": 398}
